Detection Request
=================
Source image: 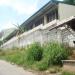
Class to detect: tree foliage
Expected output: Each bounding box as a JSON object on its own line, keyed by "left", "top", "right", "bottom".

{"left": 63, "top": 0, "right": 75, "bottom": 5}
{"left": 0, "top": 41, "right": 3, "bottom": 46}
{"left": 51, "top": 0, "right": 57, "bottom": 1}
{"left": 51, "top": 0, "right": 75, "bottom": 5}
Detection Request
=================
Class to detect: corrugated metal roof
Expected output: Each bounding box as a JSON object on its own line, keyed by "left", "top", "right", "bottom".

{"left": 0, "top": 28, "right": 15, "bottom": 40}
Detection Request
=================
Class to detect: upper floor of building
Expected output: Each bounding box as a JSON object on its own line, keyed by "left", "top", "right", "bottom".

{"left": 21, "top": 1, "right": 75, "bottom": 31}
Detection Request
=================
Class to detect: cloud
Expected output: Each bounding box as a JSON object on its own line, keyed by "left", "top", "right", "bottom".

{"left": 1, "top": 21, "right": 16, "bottom": 30}
{"left": 0, "top": 0, "right": 40, "bottom": 30}
{"left": 0, "top": 0, "right": 38, "bottom": 15}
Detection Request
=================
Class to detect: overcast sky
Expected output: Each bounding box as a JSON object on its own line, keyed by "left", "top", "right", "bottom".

{"left": 0, "top": 0, "right": 63, "bottom": 31}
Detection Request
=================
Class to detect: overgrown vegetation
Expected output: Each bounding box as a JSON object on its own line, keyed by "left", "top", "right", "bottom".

{"left": 62, "top": 71, "right": 75, "bottom": 75}
{"left": 0, "top": 42, "right": 72, "bottom": 71}
{"left": 24, "top": 43, "right": 43, "bottom": 65}
{"left": 34, "top": 42, "right": 70, "bottom": 71}
{"left": 63, "top": 0, "right": 75, "bottom": 5}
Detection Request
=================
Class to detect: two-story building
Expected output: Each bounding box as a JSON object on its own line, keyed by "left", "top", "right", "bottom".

{"left": 1, "top": 1, "right": 75, "bottom": 48}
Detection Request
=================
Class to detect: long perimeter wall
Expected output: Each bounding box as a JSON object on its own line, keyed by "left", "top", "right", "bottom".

{"left": 1, "top": 17, "right": 75, "bottom": 49}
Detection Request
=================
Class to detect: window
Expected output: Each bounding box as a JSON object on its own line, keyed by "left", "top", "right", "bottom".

{"left": 35, "top": 18, "right": 44, "bottom": 26}
{"left": 47, "top": 9, "right": 58, "bottom": 23}
{"left": 68, "top": 19, "right": 75, "bottom": 31}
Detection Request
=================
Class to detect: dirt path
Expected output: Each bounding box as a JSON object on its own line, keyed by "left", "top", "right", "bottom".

{"left": 0, "top": 60, "right": 35, "bottom": 75}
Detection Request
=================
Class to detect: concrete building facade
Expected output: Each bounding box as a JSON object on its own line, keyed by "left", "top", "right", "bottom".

{"left": 1, "top": 1, "right": 75, "bottom": 48}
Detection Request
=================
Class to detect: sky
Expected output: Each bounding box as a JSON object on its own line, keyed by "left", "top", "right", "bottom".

{"left": 0, "top": 0, "right": 62, "bottom": 31}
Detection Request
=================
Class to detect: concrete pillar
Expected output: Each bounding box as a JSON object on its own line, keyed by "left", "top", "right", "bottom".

{"left": 33, "top": 24, "right": 35, "bottom": 28}
{"left": 44, "top": 15, "right": 47, "bottom": 25}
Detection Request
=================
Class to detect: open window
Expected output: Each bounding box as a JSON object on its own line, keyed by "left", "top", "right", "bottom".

{"left": 67, "top": 19, "right": 75, "bottom": 31}
{"left": 47, "top": 9, "right": 58, "bottom": 23}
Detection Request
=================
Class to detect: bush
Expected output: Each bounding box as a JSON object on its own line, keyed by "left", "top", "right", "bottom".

{"left": 35, "top": 42, "right": 69, "bottom": 71}
{"left": 25, "top": 42, "right": 43, "bottom": 65}
{"left": 43, "top": 42, "right": 69, "bottom": 66}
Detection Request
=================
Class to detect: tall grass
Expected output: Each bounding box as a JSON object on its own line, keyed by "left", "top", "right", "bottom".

{"left": 0, "top": 42, "right": 71, "bottom": 71}
{"left": 62, "top": 71, "right": 75, "bottom": 75}
{"left": 34, "top": 42, "right": 70, "bottom": 70}
{"left": 44, "top": 42, "right": 69, "bottom": 65}
{"left": 24, "top": 42, "right": 43, "bottom": 68}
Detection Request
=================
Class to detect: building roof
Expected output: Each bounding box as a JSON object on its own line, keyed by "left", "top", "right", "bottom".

{"left": 20, "top": 0, "right": 75, "bottom": 28}
{"left": 0, "top": 28, "right": 16, "bottom": 41}
{"left": 20, "top": 1, "right": 58, "bottom": 28}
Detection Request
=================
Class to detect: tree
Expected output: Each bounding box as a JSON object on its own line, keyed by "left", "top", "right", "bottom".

{"left": 51, "top": 0, "right": 57, "bottom": 2}
{"left": 0, "top": 40, "right": 3, "bottom": 46}
{"left": 63, "top": 0, "right": 75, "bottom": 5}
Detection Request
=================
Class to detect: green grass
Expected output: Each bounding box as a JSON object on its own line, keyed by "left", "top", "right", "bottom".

{"left": 0, "top": 42, "right": 71, "bottom": 71}
{"left": 0, "top": 48, "right": 25, "bottom": 65}
{"left": 62, "top": 71, "right": 75, "bottom": 75}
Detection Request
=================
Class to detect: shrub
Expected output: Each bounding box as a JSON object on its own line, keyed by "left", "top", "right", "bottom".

{"left": 25, "top": 42, "right": 43, "bottom": 65}
{"left": 43, "top": 42, "right": 69, "bottom": 66}
{"left": 35, "top": 42, "right": 70, "bottom": 71}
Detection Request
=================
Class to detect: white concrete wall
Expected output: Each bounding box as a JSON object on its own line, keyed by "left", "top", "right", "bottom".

{"left": 62, "top": 29, "right": 75, "bottom": 47}
{"left": 2, "top": 26, "right": 43, "bottom": 48}
{"left": 1, "top": 18, "right": 75, "bottom": 49}
{"left": 2, "top": 20, "right": 59, "bottom": 49}
{"left": 58, "top": 3, "right": 75, "bottom": 20}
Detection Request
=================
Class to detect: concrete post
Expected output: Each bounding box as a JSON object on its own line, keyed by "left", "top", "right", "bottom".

{"left": 33, "top": 24, "right": 35, "bottom": 28}
{"left": 44, "top": 15, "right": 47, "bottom": 25}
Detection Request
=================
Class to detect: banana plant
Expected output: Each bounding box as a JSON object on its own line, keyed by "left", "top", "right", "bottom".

{"left": 13, "top": 24, "right": 25, "bottom": 45}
